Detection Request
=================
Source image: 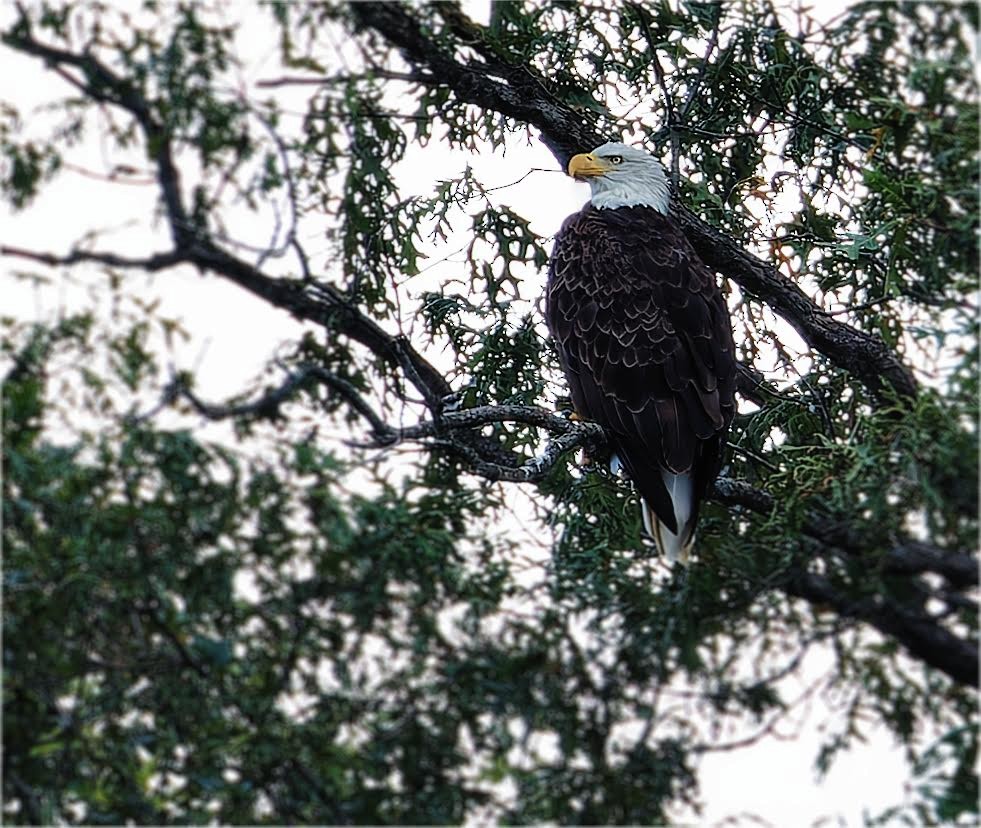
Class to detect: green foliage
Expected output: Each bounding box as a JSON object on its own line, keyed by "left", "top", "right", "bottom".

{"left": 4, "top": 313, "right": 500, "bottom": 824}
{"left": 2, "top": 1, "right": 978, "bottom": 825}
{"left": 0, "top": 105, "right": 63, "bottom": 209}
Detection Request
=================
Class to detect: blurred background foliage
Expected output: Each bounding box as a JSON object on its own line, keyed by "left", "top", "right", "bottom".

{"left": 2, "top": 1, "right": 977, "bottom": 824}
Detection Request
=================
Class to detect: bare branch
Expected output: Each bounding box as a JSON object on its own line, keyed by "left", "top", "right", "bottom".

{"left": 153, "top": 366, "right": 607, "bottom": 485}
{"left": 679, "top": 18, "right": 721, "bottom": 121}
{"left": 2, "top": 244, "right": 184, "bottom": 272}
{"left": 251, "top": 109, "right": 301, "bottom": 270}
{"left": 256, "top": 69, "right": 436, "bottom": 88}
{"left": 152, "top": 366, "right": 398, "bottom": 444}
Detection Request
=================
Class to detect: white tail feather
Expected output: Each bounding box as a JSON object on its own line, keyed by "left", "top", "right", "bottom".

{"left": 642, "top": 470, "right": 695, "bottom": 564}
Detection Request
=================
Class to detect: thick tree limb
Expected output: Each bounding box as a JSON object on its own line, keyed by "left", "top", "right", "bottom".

{"left": 670, "top": 206, "right": 918, "bottom": 401}
{"left": 349, "top": 2, "right": 603, "bottom": 170}
{"left": 785, "top": 569, "right": 977, "bottom": 687}
{"left": 715, "top": 478, "right": 977, "bottom": 685}
{"left": 348, "top": 1, "right": 918, "bottom": 403}
{"left": 883, "top": 541, "right": 977, "bottom": 590}
{"left": 712, "top": 477, "right": 975, "bottom": 589}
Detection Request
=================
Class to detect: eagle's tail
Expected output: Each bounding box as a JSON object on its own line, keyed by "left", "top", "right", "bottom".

{"left": 641, "top": 470, "right": 696, "bottom": 564}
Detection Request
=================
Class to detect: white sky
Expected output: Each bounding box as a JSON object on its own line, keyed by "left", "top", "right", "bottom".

{"left": 0, "top": 1, "right": 935, "bottom": 825}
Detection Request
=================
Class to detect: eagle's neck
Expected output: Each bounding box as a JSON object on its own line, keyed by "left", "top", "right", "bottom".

{"left": 589, "top": 167, "right": 671, "bottom": 213}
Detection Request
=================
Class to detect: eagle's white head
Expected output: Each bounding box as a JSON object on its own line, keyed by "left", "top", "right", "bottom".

{"left": 567, "top": 142, "right": 670, "bottom": 213}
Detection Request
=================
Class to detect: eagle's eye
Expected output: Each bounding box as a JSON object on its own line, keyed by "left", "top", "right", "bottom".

{"left": 609, "top": 155, "right": 623, "bottom": 164}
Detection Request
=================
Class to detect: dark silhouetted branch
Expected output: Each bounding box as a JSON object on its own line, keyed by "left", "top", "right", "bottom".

{"left": 2, "top": 22, "right": 192, "bottom": 249}
{"left": 785, "top": 569, "right": 977, "bottom": 687}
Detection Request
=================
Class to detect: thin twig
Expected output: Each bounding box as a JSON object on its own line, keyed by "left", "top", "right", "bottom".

{"left": 678, "top": 9, "right": 722, "bottom": 121}
{"left": 256, "top": 69, "right": 435, "bottom": 88}
{"left": 8, "top": 772, "right": 44, "bottom": 825}
{"left": 631, "top": 3, "right": 680, "bottom": 189}
{"left": 816, "top": 296, "right": 896, "bottom": 316}
{"left": 251, "top": 107, "right": 300, "bottom": 270}
{"left": 725, "top": 441, "right": 779, "bottom": 472}
{"left": 161, "top": 366, "right": 397, "bottom": 443}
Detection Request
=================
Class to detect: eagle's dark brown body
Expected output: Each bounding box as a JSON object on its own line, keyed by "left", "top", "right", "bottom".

{"left": 546, "top": 204, "right": 737, "bottom": 547}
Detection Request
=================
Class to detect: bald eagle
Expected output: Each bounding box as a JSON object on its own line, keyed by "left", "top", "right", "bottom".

{"left": 545, "top": 142, "right": 737, "bottom": 563}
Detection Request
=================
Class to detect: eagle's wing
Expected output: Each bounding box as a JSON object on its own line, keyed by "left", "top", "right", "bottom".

{"left": 546, "top": 206, "right": 737, "bottom": 538}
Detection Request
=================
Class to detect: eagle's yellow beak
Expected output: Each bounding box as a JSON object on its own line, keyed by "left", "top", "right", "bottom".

{"left": 568, "top": 153, "right": 609, "bottom": 179}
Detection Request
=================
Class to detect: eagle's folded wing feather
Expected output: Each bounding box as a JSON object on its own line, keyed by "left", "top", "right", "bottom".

{"left": 546, "top": 206, "right": 736, "bottom": 541}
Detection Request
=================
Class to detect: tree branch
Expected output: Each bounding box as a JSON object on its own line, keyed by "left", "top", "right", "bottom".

{"left": 882, "top": 541, "right": 977, "bottom": 590}
{"left": 160, "top": 366, "right": 396, "bottom": 446}
{"left": 7, "top": 771, "right": 43, "bottom": 825}
{"left": 5, "top": 5, "right": 969, "bottom": 691}
{"left": 348, "top": 2, "right": 604, "bottom": 171}
{"left": 678, "top": 10, "right": 722, "bottom": 121}
{"left": 153, "top": 365, "right": 979, "bottom": 660}
{"left": 256, "top": 69, "right": 436, "bottom": 88}
{"left": 151, "top": 365, "right": 608, "bottom": 485}
{"left": 2, "top": 244, "right": 185, "bottom": 272}
{"left": 2, "top": 239, "right": 452, "bottom": 410}
{"left": 2, "top": 19, "right": 192, "bottom": 248}
{"left": 712, "top": 477, "right": 976, "bottom": 589}
{"left": 0, "top": 17, "right": 456, "bottom": 413}
{"left": 669, "top": 205, "right": 917, "bottom": 401}
{"left": 629, "top": 3, "right": 681, "bottom": 189}
{"left": 715, "top": 477, "right": 977, "bottom": 685}
{"left": 784, "top": 569, "right": 977, "bottom": 687}
{"left": 347, "top": 1, "right": 918, "bottom": 403}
